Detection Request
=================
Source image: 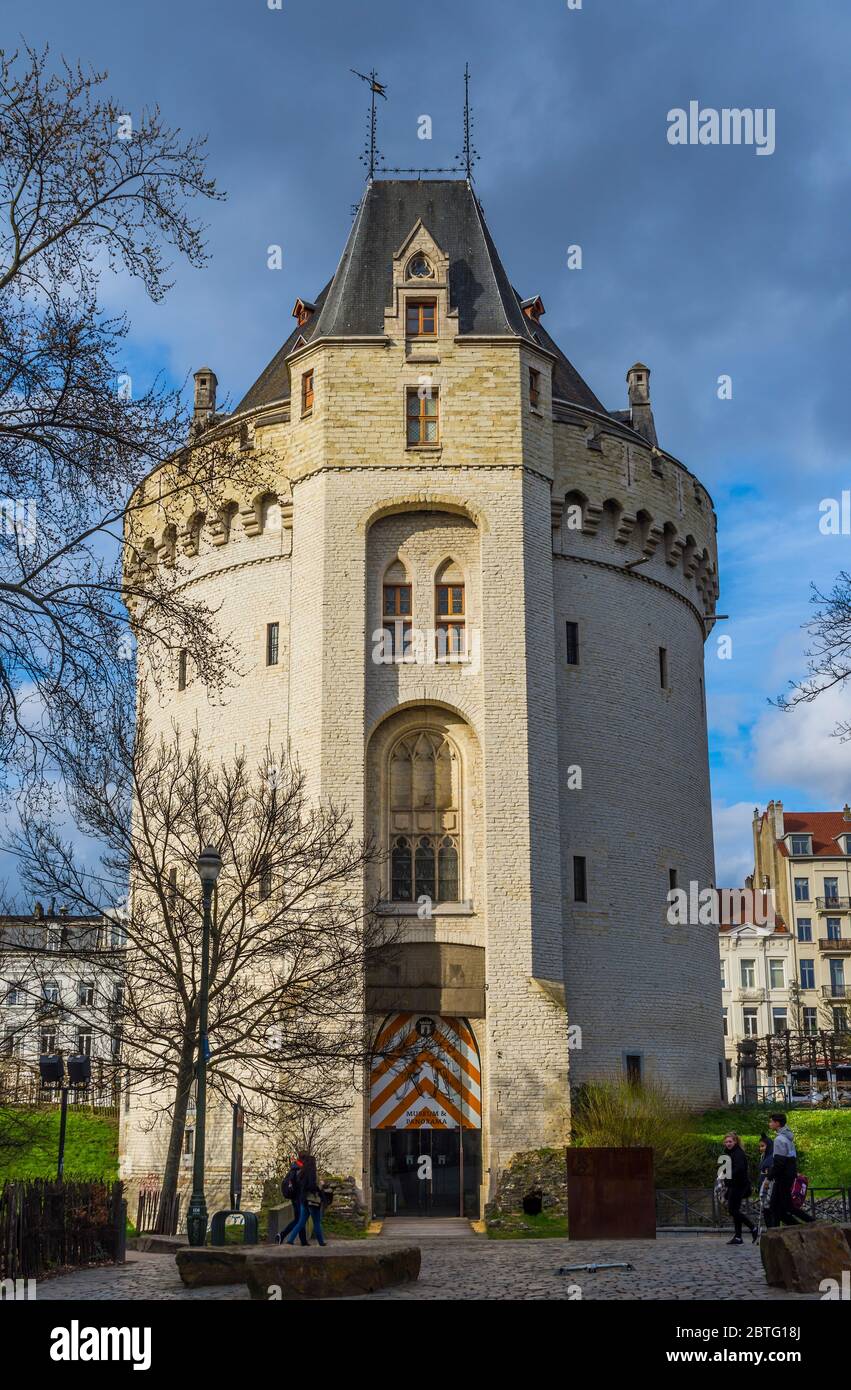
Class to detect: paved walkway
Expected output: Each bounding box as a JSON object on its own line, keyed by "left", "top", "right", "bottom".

{"left": 33, "top": 1234, "right": 817, "bottom": 1301}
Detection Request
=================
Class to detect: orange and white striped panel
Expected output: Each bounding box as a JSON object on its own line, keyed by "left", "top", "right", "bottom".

{"left": 370, "top": 1013, "right": 482, "bottom": 1130}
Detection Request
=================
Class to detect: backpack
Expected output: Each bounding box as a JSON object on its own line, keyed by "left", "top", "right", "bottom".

{"left": 791, "top": 1173, "right": 808, "bottom": 1209}
{"left": 281, "top": 1170, "right": 297, "bottom": 1201}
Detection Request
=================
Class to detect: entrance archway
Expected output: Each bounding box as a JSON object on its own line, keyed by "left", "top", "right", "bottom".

{"left": 370, "top": 1012, "right": 482, "bottom": 1218}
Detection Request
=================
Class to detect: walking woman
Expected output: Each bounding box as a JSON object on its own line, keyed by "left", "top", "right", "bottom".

{"left": 285, "top": 1152, "right": 327, "bottom": 1247}
{"left": 721, "top": 1132, "right": 757, "bottom": 1245}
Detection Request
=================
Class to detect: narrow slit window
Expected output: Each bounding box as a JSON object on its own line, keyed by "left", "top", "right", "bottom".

{"left": 178, "top": 650, "right": 187, "bottom": 692}
{"left": 266, "top": 622, "right": 280, "bottom": 667}
{"left": 659, "top": 646, "right": 668, "bottom": 689}
{"left": 565, "top": 621, "right": 579, "bottom": 666}
{"left": 301, "top": 369, "right": 314, "bottom": 415}
{"left": 436, "top": 582, "right": 466, "bottom": 658}
{"left": 573, "top": 855, "right": 587, "bottom": 903}
{"left": 529, "top": 367, "right": 541, "bottom": 408}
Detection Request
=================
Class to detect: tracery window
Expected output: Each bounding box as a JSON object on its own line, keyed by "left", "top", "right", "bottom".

{"left": 388, "top": 732, "right": 461, "bottom": 904}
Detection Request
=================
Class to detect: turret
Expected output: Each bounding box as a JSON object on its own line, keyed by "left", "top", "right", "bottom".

{"left": 626, "top": 363, "right": 658, "bottom": 447}
{"left": 193, "top": 367, "right": 218, "bottom": 432}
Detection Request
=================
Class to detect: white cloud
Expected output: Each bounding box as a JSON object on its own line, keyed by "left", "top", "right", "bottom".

{"left": 713, "top": 800, "right": 756, "bottom": 888}
{"left": 753, "top": 683, "right": 851, "bottom": 805}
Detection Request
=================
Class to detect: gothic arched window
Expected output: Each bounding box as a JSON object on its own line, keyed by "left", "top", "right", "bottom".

{"left": 388, "top": 732, "right": 461, "bottom": 903}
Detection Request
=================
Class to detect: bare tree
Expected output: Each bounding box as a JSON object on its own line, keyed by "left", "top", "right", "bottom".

{"left": 13, "top": 677, "right": 391, "bottom": 1219}
{"left": 775, "top": 573, "right": 851, "bottom": 739}
{"left": 0, "top": 44, "right": 267, "bottom": 793}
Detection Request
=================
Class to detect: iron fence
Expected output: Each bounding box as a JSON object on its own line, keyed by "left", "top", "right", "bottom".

{"left": 656, "top": 1186, "right": 850, "bottom": 1228}
{"left": 135, "top": 1187, "right": 182, "bottom": 1236}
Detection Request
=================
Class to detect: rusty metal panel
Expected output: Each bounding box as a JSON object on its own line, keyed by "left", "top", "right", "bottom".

{"left": 566, "top": 1147, "right": 656, "bottom": 1240}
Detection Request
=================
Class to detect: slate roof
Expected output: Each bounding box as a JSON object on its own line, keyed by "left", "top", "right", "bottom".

{"left": 234, "top": 179, "right": 605, "bottom": 416}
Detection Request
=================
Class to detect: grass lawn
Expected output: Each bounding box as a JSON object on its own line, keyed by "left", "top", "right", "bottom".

{"left": 486, "top": 1210, "right": 568, "bottom": 1240}
{"left": 689, "top": 1106, "right": 851, "bottom": 1188}
{"left": 0, "top": 1106, "right": 119, "bottom": 1182}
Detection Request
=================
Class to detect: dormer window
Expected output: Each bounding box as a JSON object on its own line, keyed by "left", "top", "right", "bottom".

{"left": 790, "top": 834, "right": 811, "bottom": 856}
{"left": 406, "top": 300, "right": 436, "bottom": 337}
{"left": 844, "top": 836, "right": 851, "bottom": 855}
{"left": 406, "top": 253, "right": 434, "bottom": 280}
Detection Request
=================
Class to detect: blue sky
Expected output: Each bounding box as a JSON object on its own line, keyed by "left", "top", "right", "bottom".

{"left": 6, "top": 0, "right": 851, "bottom": 891}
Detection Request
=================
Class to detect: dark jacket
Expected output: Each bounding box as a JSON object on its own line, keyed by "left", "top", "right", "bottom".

{"left": 725, "top": 1144, "right": 751, "bottom": 1196}
{"left": 295, "top": 1157, "right": 320, "bottom": 1203}
{"left": 758, "top": 1141, "right": 774, "bottom": 1179}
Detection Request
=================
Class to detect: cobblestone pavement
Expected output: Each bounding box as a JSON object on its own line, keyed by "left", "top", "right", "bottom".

{"left": 34, "top": 1234, "right": 817, "bottom": 1302}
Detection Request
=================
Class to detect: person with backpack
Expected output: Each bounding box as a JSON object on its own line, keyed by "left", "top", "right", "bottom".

{"left": 285, "top": 1152, "right": 328, "bottom": 1247}
{"left": 720, "top": 1132, "right": 758, "bottom": 1244}
{"left": 767, "top": 1113, "right": 814, "bottom": 1227}
{"left": 277, "top": 1157, "right": 308, "bottom": 1246}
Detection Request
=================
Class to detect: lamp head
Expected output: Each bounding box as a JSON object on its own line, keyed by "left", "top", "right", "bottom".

{"left": 197, "top": 844, "right": 223, "bottom": 886}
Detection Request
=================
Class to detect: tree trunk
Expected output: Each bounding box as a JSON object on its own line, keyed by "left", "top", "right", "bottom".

{"left": 155, "top": 1023, "right": 197, "bottom": 1234}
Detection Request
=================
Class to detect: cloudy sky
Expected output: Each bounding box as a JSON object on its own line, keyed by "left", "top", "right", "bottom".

{"left": 7, "top": 0, "right": 851, "bottom": 890}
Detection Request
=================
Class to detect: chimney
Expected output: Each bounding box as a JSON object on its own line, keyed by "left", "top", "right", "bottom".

{"left": 626, "top": 363, "right": 658, "bottom": 447}
{"left": 193, "top": 367, "right": 218, "bottom": 431}
{"left": 843, "top": 803, "right": 851, "bottom": 822}
{"left": 772, "top": 800, "right": 784, "bottom": 839}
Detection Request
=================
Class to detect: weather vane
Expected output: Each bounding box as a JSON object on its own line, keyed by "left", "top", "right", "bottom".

{"left": 352, "top": 65, "right": 480, "bottom": 180}
{"left": 351, "top": 68, "right": 387, "bottom": 180}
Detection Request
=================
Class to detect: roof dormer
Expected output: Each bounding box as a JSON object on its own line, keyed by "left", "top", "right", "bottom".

{"left": 521, "top": 295, "right": 545, "bottom": 323}
{"left": 292, "top": 298, "right": 316, "bottom": 329}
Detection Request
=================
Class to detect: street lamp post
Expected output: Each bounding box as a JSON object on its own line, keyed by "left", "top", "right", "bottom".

{"left": 186, "top": 844, "right": 223, "bottom": 1247}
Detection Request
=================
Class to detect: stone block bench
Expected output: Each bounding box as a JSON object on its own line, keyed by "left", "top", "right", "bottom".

{"left": 760, "top": 1223, "right": 851, "bottom": 1293}
{"left": 176, "top": 1243, "right": 420, "bottom": 1299}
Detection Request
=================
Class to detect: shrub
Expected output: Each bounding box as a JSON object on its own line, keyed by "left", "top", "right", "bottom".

{"left": 571, "top": 1078, "right": 698, "bottom": 1185}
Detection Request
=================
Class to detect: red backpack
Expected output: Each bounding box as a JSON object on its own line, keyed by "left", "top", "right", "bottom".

{"left": 791, "top": 1173, "right": 809, "bottom": 1209}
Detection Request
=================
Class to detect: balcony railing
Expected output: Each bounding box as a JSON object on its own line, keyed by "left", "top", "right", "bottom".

{"left": 816, "top": 897, "right": 851, "bottom": 912}
{"left": 819, "top": 938, "right": 851, "bottom": 952}
{"left": 821, "top": 985, "right": 851, "bottom": 1000}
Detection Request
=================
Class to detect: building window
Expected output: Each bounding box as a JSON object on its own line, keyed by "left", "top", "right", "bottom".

{"left": 800, "top": 959, "right": 815, "bottom": 990}
{"left": 772, "top": 1007, "right": 788, "bottom": 1035}
{"left": 76, "top": 1028, "right": 93, "bottom": 1058}
{"left": 6, "top": 982, "right": 24, "bottom": 1007}
{"left": 406, "top": 386, "right": 439, "bottom": 445}
{"left": 720, "top": 961, "right": 726, "bottom": 989}
{"left": 78, "top": 980, "right": 95, "bottom": 1007}
{"left": 406, "top": 300, "right": 436, "bottom": 336}
{"left": 529, "top": 367, "right": 541, "bottom": 409}
{"left": 824, "top": 876, "right": 840, "bottom": 903}
{"left": 183, "top": 1128, "right": 194, "bottom": 1156}
{"left": 833, "top": 1007, "right": 848, "bottom": 1033}
{"left": 178, "top": 650, "right": 188, "bottom": 692}
{"left": 387, "top": 732, "right": 461, "bottom": 904}
{"left": 829, "top": 959, "right": 845, "bottom": 997}
{"left": 406, "top": 253, "right": 433, "bottom": 280}
{"left": 301, "top": 369, "right": 314, "bottom": 415}
{"left": 625, "top": 1053, "right": 642, "bottom": 1085}
{"left": 2, "top": 1028, "right": 21, "bottom": 1057}
{"left": 740, "top": 959, "right": 755, "bottom": 989}
{"left": 794, "top": 878, "right": 809, "bottom": 902}
{"left": 768, "top": 959, "right": 785, "bottom": 990}
{"left": 435, "top": 580, "right": 465, "bottom": 659}
{"left": 797, "top": 918, "right": 812, "bottom": 942}
{"left": 659, "top": 646, "right": 669, "bottom": 689}
{"left": 803, "top": 1007, "right": 818, "bottom": 1035}
{"left": 743, "top": 1008, "right": 758, "bottom": 1038}
{"left": 827, "top": 918, "right": 842, "bottom": 941}
{"left": 565, "top": 621, "right": 579, "bottom": 666}
{"left": 167, "top": 866, "right": 178, "bottom": 910}
{"left": 669, "top": 868, "right": 678, "bottom": 892}
{"left": 725, "top": 1058, "right": 732, "bottom": 1079}
{"left": 258, "top": 858, "right": 272, "bottom": 903}
{"left": 573, "top": 855, "right": 587, "bottom": 903}
{"left": 722, "top": 1007, "right": 728, "bottom": 1037}
{"left": 46, "top": 926, "right": 61, "bottom": 951}
{"left": 790, "top": 834, "right": 811, "bottom": 855}
{"left": 40, "top": 1026, "right": 57, "bottom": 1055}
{"left": 266, "top": 622, "right": 280, "bottom": 667}
{"left": 43, "top": 979, "right": 60, "bottom": 1005}
{"left": 383, "top": 583, "right": 412, "bottom": 660}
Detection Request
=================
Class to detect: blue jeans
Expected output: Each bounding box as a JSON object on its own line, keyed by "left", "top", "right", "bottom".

{"left": 286, "top": 1200, "right": 326, "bottom": 1245}
{"left": 279, "top": 1201, "right": 307, "bottom": 1246}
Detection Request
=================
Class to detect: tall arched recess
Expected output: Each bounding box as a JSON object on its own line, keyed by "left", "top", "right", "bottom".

{"left": 369, "top": 1011, "right": 482, "bottom": 1219}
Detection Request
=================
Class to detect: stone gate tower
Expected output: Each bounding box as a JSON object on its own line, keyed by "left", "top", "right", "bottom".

{"left": 121, "top": 179, "right": 724, "bottom": 1219}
